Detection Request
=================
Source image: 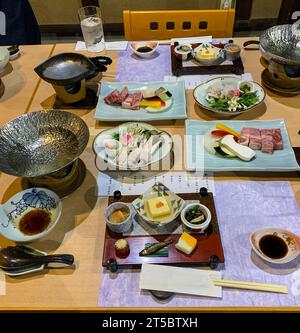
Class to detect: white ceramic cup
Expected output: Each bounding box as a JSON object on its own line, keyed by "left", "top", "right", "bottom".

{"left": 104, "top": 202, "right": 133, "bottom": 233}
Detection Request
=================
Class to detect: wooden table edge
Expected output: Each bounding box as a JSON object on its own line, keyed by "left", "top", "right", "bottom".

{"left": 0, "top": 307, "right": 299, "bottom": 312}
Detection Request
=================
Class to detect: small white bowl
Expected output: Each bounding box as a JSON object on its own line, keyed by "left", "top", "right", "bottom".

{"left": 0, "top": 188, "right": 62, "bottom": 242}
{"left": 0, "top": 47, "right": 9, "bottom": 72}
{"left": 180, "top": 203, "right": 211, "bottom": 233}
{"left": 224, "top": 43, "right": 241, "bottom": 61}
{"left": 238, "top": 80, "right": 255, "bottom": 93}
{"left": 174, "top": 43, "right": 192, "bottom": 61}
{"left": 250, "top": 227, "right": 300, "bottom": 264}
{"left": 130, "top": 41, "right": 158, "bottom": 58}
{"left": 104, "top": 202, "right": 133, "bottom": 233}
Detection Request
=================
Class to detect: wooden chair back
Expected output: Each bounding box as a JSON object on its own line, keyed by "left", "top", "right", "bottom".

{"left": 123, "top": 9, "right": 235, "bottom": 41}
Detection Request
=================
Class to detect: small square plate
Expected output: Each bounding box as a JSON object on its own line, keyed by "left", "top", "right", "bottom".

{"left": 132, "top": 182, "right": 186, "bottom": 227}
{"left": 94, "top": 81, "right": 187, "bottom": 121}
{"left": 185, "top": 119, "right": 300, "bottom": 172}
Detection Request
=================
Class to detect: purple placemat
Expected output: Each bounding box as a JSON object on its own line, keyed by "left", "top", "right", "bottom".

{"left": 115, "top": 45, "right": 171, "bottom": 82}
{"left": 98, "top": 181, "right": 300, "bottom": 307}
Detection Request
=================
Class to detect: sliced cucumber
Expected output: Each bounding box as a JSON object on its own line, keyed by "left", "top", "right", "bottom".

{"left": 220, "top": 145, "right": 236, "bottom": 157}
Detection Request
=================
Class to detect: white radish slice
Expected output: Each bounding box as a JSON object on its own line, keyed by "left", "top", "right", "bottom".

{"left": 105, "top": 147, "right": 118, "bottom": 158}
{"left": 96, "top": 134, "right": 112, "bottom": 148}
{"left": 103, "top": 139, "right": 121, "bottom": 150}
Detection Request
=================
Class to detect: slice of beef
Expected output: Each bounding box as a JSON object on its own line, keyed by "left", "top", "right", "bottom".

{"left": 131, "top": 91, "right": 143, "bottom": 110}
{"left": 249, "top": 137, "right": 262, "bottom": 150}
{"left": 122, "top": 94, "right": 134, "bottom": 109}
{"left": 104, "top": 89, "right": 120, "bottom": 105}
{"left": 117, "top": 86, "right": 129, "bottom": 103}
{"left": 261, "top": 138, "right": 274, "bottom": 154}
{"left": 248, "top": 128, "right": 261, "bottom": 150}
{"left": 260, "top": 129, "right": 274, "bottom": 138}
{"left": 272, "top": 128, "right": 283, "bottom": 150}
{"left": 239, "top": 128, "right": 250, "bottom": 146}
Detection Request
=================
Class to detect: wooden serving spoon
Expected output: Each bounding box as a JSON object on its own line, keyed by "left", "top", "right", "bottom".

{"left": 0, "top": 246, "right": 74, "bottom": 271}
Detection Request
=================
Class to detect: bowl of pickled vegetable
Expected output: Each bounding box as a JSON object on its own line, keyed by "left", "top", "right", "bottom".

{"left": 180, "top": 203, "right": 211, "bottom": 233}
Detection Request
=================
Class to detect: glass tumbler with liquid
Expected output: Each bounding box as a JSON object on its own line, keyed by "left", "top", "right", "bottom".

{"left": 78, "top": 6, "right": 105, "bottom": 52}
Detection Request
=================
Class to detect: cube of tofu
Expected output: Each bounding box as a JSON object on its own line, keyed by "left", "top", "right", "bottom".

{"left": 147, "top": 197, "right": 171, "bottom": 219}
{"left": 175, "top": 232, "right": 197, "bottom": 255}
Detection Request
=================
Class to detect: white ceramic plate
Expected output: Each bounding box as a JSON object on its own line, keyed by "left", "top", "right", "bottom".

{"left": 93, "top": 122, "right": 173, "bottom": 171}
{"left": 193, "top": 76, "right": 265, "bottom": 116}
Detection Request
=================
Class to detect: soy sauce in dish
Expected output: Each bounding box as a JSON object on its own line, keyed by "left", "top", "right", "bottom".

{"left": 136, "top": 46, "right": 153, "bottom": 53}
{"left": 19, "top": 209, "right": 52, "bottom": 235}
{"left": 259, "top": 234, "right": 288, "bottom": 259}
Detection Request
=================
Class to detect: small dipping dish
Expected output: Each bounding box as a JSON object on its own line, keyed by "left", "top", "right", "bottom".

{"left": 130, "top": 41, "right": 158, "bottom": 58}
{"left": 174, "top": 43, "right": 192, "bottom": 61}
{"left": 250, "top": 227, "right": 300, "bottom": 264}
{"left": 180, "top": 203, "right": 211, "bottom": 233}
{"left": 224, "top": 43, "right": 241, "bottom": 61}
{"left": 238, "top": 80, "right": 254, "bottom": 93}
{"left": 104, "top": 202, "right": 133, "bottom": 233}
{"left": 0, "top": 188, "right": 62, "bottom": 242}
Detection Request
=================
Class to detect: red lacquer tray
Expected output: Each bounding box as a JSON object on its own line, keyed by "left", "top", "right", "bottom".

{"left": 102, "top": 192, "right": 225, "bottom": 271}
{"left": 171, "top": 43, "right": 244, "bottom": 76}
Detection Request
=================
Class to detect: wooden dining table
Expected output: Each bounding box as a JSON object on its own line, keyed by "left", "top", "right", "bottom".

{"left": 0, "top": 38, "right": 299, "bottom": 311}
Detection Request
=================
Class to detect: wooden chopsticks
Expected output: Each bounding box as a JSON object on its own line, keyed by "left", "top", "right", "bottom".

{"left": 212, "top": 279, "right": 288, "bottom": 294}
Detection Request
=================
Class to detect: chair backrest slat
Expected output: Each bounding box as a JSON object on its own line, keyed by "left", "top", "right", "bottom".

{"left": 123, "top": 9, "right": 235, "bottom": 41}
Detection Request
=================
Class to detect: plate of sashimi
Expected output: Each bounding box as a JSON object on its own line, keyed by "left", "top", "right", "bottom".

{"left": 185, "top": 119, "right": 300, "bottom": 172}
{"left": 93, "top": 122, "right": 173, "bottom": 170}
{"left": 94, "top": 81, "right": 187, "bottom": 121}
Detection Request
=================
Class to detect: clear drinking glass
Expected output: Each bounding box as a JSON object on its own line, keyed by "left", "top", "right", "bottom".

{"left": 78, "top": 6, "right": 105, "bottom": 52}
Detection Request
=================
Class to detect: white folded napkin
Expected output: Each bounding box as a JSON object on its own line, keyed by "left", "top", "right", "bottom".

{"left": 171, "top": 36, "right": 212, "bottom": 45}
{"left": 140, "top": 263, "right": 222, "bottom": 298}
{"left": 75, "top": 41, "right": 128, "bottom": 51}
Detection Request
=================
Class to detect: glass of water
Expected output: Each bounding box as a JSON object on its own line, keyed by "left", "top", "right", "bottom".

{"left": 78, "top": 6, "right": 105, "bottom": 52}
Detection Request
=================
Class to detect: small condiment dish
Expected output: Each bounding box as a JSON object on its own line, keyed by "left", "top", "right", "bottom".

{"left": 193, "top": 44, "right": 224, "bottom": 66}
{"left": 132, "top": 182, "right": 185, "bottom": 227}
{"left": 238, "top": 80, "right": 255, "bottom": 93}
{"left": 104, "top": 202, "right": 134, "bottom": 233}
{"left": 0, "top": 188, "right": 62, "bottom": 242}
{"left": 224, "top": 43, "right": 241, "bottom": 61}
{"left": 250, "top": 227, "right": 300, "bottom": 264}
{"left": 180, "top": 203, "right": 211, "bottom": 233}
{"left": 0, "top": 47, "right": 9, "bottom": 72}
{"left": 130, "top": 41, "right": 158, "bottom": 58}
{"left": 174, "top": 43, "right": 192, "bottom": 61}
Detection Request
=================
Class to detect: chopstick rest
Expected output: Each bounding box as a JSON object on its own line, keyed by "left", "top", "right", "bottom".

{"left": 212, "top": 279, "right": 288, "bottom": 294}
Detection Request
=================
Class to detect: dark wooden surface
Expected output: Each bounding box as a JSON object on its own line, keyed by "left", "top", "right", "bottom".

{"left": 171, "top": 44, "right": 244, "bottom": 77}
{"left": 235, "top": 0, "right": 253, "bottom": 21}
{"left": 277, "top": 0, "right": 299, "bottom": 24}
{"left": 81, "top": 0, "right": 99, "bottom": 7}
{"left": 102, "top": 192, "right": 225, "bottom": 268}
